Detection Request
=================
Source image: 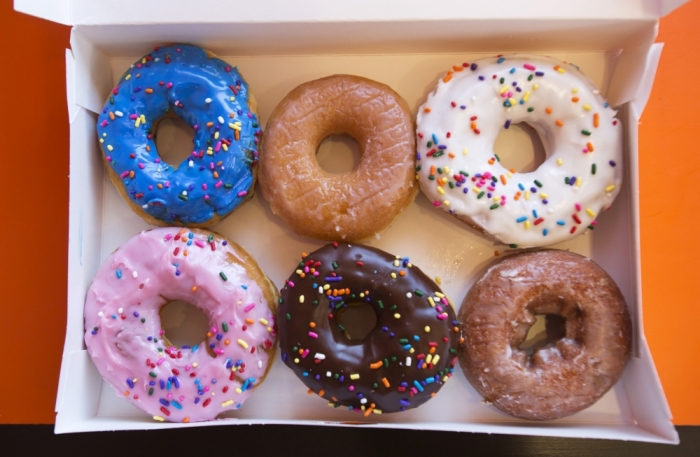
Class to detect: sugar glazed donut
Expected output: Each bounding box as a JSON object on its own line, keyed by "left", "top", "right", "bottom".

{"left": 97, "top": 44, "right": 261, "bottom": 226}
{"left": 277, "top": 243, "right": 461, "bottom": 415}
{"left": 416, "top": 55, "right": 623, "bottom": 248}
{"left": 84, "top": 228, "right": 278, "bottom": 422}
{"left": 259, "top": 75, "right": 417, "bottom": 241}
{"left": 459, "top": 250, "right": 632, "bottom": 420}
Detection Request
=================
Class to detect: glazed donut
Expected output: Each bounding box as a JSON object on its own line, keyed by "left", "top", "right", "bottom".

{"left": 84, "top": 228, "right": 278, "bottom": 423}
{"left": 259, "top": 75, "right": 417, "bottom": 241}
{"left": 459, "top": 249, "right": 632, "bottom": 420}
{"left": 97, "top": 44, "right": 261, "bottom": 226}
{"left": 277, "top": 243, "right": 461, "bottom": 414}
{"left": 416, "top": 55, "right": 623, "bottom": 247}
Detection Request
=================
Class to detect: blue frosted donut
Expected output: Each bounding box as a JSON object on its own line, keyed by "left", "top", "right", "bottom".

{"left": 96, "top": 44, "right": 261, "bottom": 226}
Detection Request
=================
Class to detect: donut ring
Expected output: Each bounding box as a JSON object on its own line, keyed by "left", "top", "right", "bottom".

{"left": 277, "top": 243, "right": 461, "bottom": 414}
{"left": 259, "top": 75, "right": 417, "bottom": 241}
{"left": 97, "top": 44, "right": 261, "bottom": 226}
{"left": 458, "top": 250, "right": 631, "bottom": 420}
{"left": 416, "top": 55, "right": 623, "bottom": 247}
{"left": 84, "top": 228, "right": 278, "bottom": 423}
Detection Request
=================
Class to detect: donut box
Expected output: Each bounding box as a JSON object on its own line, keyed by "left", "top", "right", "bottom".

{"left": 16, "top": 0, "right": 683, "bottom": 443}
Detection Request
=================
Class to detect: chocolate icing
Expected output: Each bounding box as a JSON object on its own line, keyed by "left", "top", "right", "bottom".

{"left": 277, "top": 243, "right": 461, "bottom": 414}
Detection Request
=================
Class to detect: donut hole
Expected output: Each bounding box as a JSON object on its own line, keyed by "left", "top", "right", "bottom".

{"left": 154, "top": 115, "right": 196, "bottom": 169}
{"left": 493, "top": 122, "right": 547, "bottom": 173}
{"left": 160, "top": 300, "right": 210, "bottom": 350}
{"left": 336, "top": 303, "right": 378, "bottom": 340}
{"left": 316, "top": 134, "right": 361, "bottom": 174}
{"left": 518, "top": 314, "right": 567, "bottom": 356}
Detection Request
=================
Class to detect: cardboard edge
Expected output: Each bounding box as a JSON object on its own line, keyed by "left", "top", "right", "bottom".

{"left": 618, "top": 78, "right": 677, "bottom": 442}
{"left": 607, "top": 22, "right": 659, "bottom": 108}
{"left": 659, "top": 0, "right": 689, "bottom": 17}
{"left": 55, "top": 45, "right": 78, "bottom": 416}
{"left": 630, "top": 43, "right": 664, "bottom": 117}
{"left": 57, "top": 30, "right": 108, "bottom": 422}
{"left": 585, "top": 46, "right": 676, "bottom": 442}
{"left": 15, "top": 0, "right": 688, "bottom": 27}
{"left": 55, "top": 351, "right": 102, "bottom": 433}
{"left": 69, "top": 28, "right": 113, "bottom": 115}
{"left": 60, "top": 0, "right": 692, "bottom": 26}
{"left": 65, "top": 48, "right": 78, "bottom": 123}
{"left": 54, "top": 415, "right": 679, "bottom": 444}
{"left": 621, "top": 340, "right": 679, "bottom": 444}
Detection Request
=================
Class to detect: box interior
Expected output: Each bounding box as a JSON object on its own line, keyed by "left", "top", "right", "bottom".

{"left": 50, "top": 11, "right": 678, "bottom": 443}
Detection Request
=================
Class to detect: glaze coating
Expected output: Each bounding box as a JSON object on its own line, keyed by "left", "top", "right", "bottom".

{"left": 259, "top": 75, "right": 417, "bottom": 241}
{"left": 459, "top": 250, "right": 631, "bottom": 420}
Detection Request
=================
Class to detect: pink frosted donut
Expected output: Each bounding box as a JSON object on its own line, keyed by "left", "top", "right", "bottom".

{"left": 84, "top": 228, "right": 278, "bottom": 423}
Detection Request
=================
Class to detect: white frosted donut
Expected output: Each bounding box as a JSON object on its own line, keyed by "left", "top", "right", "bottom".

{"left": 416, "top": 55, "right": 623, "bottom": 248}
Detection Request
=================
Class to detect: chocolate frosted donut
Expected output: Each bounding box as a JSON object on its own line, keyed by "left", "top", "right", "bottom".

{"left": 459, "top": 249, "right": 631, "bottom": 420}
{"left": 278, "top": 243, "right": 461, "bottom": 415}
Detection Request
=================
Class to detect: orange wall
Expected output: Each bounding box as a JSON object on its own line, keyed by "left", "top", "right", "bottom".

{"left": 0, "top": 1, "right": 698, "bottom": 424}
{"left": 638, "top": 0, "right": 700, "bottom": 426}
{"left": 0, "top": 1, "right": 70, "bottom": 423}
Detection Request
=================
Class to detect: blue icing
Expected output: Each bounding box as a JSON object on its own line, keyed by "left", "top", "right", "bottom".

{"left": 97, "top": 44, "right": 261, "bottom": 225}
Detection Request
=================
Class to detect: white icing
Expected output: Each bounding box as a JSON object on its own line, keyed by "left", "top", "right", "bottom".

{"left": 499, "top": 269, "right": 520, "bottom": 278}
{"left": 416, "top": 55, "right": 623, "bottom": 247}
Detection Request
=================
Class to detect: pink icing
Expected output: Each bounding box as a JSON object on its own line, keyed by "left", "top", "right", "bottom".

{"left": 84, "top": 228, "right": 276, "bottom": 422}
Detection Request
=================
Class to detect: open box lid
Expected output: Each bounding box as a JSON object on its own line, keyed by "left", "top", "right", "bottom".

{"left": 15, "top": 0, "right": 689, "bottom": 26}
{"left": 14, "top": 0, "right": 689, "bottom": 116}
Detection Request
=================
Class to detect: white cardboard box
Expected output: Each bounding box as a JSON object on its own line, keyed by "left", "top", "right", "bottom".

{"left": 16, "top": 0, "right": 685, "bottom": 443}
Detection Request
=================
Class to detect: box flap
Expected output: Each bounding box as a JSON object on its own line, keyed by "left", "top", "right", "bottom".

{"left": 16, "top": 0, "right": 690, "bottom": 26}
{"left": 630, "top": 43, "right": 664, "bottom": 117}
{"left": 622, "top": 338, "right": 678, "bottom": 443}
{"left": 65, "top": 48, "right": 78, "bottom": 123}
{"left": 607, "top": 23, "right": 659, "bottom": 108}
{"left": 70, "top": 29, "right": 112, "bottom": 114}
{"left": 55, "top": 350, "right": 102, "bottom": 434}
{"left": 659, "top": 0, "right": 689, "bottom": 16}
{"left": 14, "top": 0, "right": 70, "bottom": 25}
